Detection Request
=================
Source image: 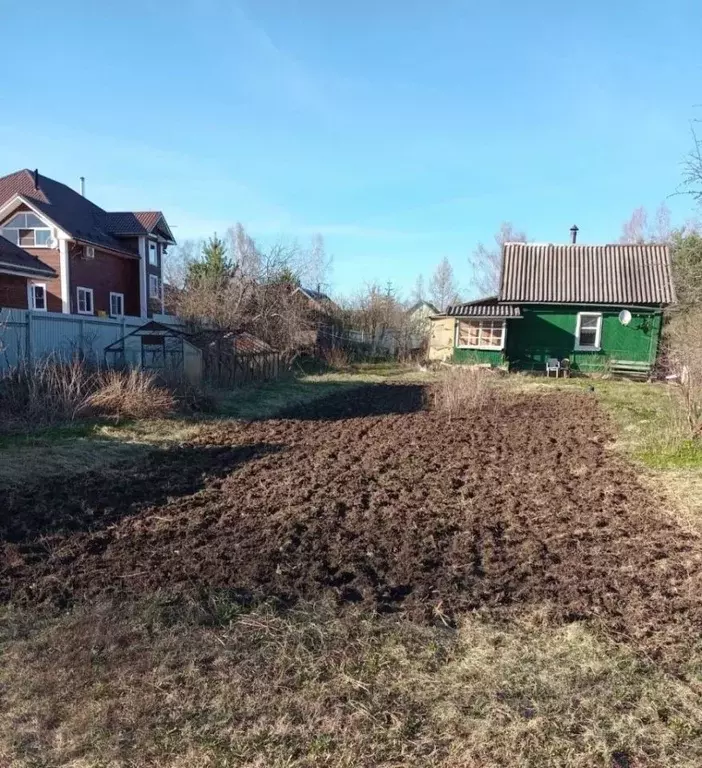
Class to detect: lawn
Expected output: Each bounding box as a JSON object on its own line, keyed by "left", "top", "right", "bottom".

{"left": 1, "top": 369, "right": 701, "bottom": 767}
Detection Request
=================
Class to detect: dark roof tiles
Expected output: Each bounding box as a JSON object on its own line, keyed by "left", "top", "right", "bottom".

{"left": 0, "top": 169, "right": 173, "bottom": 256}
{"left": 0, "top": 234, "right": 56, "bottom": 278}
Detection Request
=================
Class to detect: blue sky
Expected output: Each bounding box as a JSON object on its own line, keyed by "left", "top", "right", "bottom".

{"left": 1, "top": 0, "right": 700, "bottom": 299}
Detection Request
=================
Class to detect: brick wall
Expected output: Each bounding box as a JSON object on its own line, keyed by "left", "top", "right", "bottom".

{"left": 69, "top": 247, "right": 141, "bottom": 316}
{"left": 22, "top": 247, "right": 62, "bottom": 312}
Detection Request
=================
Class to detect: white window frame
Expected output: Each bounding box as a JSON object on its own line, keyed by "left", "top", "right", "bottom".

{"left": 76, "top": 286, "right": 94, "bottom": 315}
{"left": 455, "top": 318, "right": 506, "bottom": 351}
{"left": 27, "top": 281, "right": 47, "bottom": 311}
{"left": 109, "top": 291, "right": 125, "bottom": 318}
{"left": 148, "top": 240, "right": 158, "bottom": 267}
{"left": 575, "top": 312, "right": 603, "bottom": 351}
{"left": 0, "top": 212, "right": 53, "bottom": 248}
{"left": 148, "top": 274, "right": 160, "bottom": 299}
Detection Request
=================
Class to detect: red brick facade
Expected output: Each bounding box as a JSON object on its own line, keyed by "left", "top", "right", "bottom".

{"left": 0, "top": 193, "right": 169, "bottom": 318}
{"left": 22, "top": 247, "right": 62, "bottom": 312}
{"left": 69, "top": 246, "right": 141, "bottom": 316}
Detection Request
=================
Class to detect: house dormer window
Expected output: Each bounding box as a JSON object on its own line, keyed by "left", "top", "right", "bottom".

{"left": 0, "top": 212, "right": 52, "bottom": 247}
{"left": 148, "top": 240, "right": 158, "bottom": 266}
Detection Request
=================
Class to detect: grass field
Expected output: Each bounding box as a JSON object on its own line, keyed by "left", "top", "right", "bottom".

{"left": 1, "top": 367, "right": 701, "bottom": 767}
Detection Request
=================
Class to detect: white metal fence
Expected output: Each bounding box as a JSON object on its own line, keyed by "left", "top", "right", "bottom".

{"left": 0, "top": 310, "right": 181, "bottom": 370}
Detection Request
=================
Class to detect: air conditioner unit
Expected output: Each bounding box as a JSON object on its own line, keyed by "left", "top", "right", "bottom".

{"left": 85, "top": 246, "right": 95, "bottom": 260}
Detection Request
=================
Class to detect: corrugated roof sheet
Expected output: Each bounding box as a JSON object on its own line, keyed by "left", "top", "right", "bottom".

{"left": 446, "top": 296, "right": 522, "bottom": 318}
{"left": 0, "top": 234, "right": 57, "bottom": 278}
{"left": 499, "top": 243, "right": 675, "bottom": 305}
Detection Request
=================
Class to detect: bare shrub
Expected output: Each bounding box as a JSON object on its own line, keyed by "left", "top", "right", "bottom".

{"left": 321, "top": 345, "right": 350, "bottom": 370}
{"left": 0, "top": 361, "right": 185, "bottom": 431}
{"left": 433, "top": 364, "right": 493, "bottom": 416}
{"left": 666, "top": 309, "right": 702, "bottom": 438}
{"left": 0, "top": 359, "right": 96, "bottom": 425}
{"left": 82, "top": 369, "right": 175, "bottom": 421}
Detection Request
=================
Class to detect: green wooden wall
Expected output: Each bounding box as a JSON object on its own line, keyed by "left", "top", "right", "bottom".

{"left": 449, "top": 306, "right": 663, "bottom": 371}
{"left": 505, "top": 306, "right": 662, "bottom": 372}
{"left": 453, "top": 348, "right": 506, "bottom": 366}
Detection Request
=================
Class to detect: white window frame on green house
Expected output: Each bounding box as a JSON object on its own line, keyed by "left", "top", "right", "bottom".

{"left": 148, "top": 274, "right": 160, "bottom": 299}
{"left": 575, "top": 311, "right": 603, "bottom": 351}
{"left": 148, "top": 240, "right": 158, "bottom": 266}
{"left": 455, "top": 318, "right": 506, "bottom": 351}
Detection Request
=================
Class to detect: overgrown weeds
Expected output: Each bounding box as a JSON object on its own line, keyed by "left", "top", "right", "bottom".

{"left": 433, "top": 363, "right": 494, "bottom": 416}
{"left": 666, "top": 308, "right": 702, "bottom": 439}
{"left": 83, "top": 368, "right": 175, "bottom": 421}
{"left": 320, "top": 345, "right": 351, "bottom": 370}
{"left": 0, "top": 359, "right": 209, "bottom": 432}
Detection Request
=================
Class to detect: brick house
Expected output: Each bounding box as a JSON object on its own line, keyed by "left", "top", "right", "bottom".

{"left": 0, "top": 169, "right": 175, "bottom": 318}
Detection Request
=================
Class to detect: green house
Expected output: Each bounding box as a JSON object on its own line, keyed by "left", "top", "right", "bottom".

{"left": 430, "top": 241, "right": 675, "bottom": 374}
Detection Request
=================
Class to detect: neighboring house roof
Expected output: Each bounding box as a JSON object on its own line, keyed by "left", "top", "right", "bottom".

{"left": 105, "top": 211, "right": 175, "bottom": 241}
{"left": 499, "top": 243, "right": 675, "bottom": 305}
{"left": 0, "top": 233, "right": 57, "bottom": 278}
{"left": 297, "top": 286, "right": 333, "bottom": 303}
{"left": 194, "top": 330, "right": 275, "bottom": 354}
{"left": 0, "top": 169, "right": 175, "bottom": 257}
{"left": 228, "top": 331, "right": 274, "bottom": 354}
{"left": 446, "top": 296, "right": 522, "bottom": 318}
{"left": 408, "top": 300, "right": 439, "bottom": 315}
{"left": 294, "top": 285, "right": 340, "bottom": 315}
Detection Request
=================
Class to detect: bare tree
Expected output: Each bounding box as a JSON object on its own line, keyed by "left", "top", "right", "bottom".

{"left": 170, "top": 224, "right": 316, "bottom": 356}
{"left": 681, "top": 122, "right": 702, "bottom": 205}
{"left": 469, "top": 222, "right": 526, "bottom": 296}
{"left": 619, "top": 203, "right": 672, "bottom": 244}
{"left": 411, "top": 274, "right": 426, "bottom": 304}
{"left": 620, "top": 207, "right": 649, "bottom": 244}
{"left": 343, "top": 282, "right": 400, "bottom": 354}
{"left": 429, "top": 258, "right": 459, "bottom": 313}
{"left": 303, "top": 234, "right": 333, "bottom": 291}
{"left": 226, "top": 222, "right": 261, "bottom": 276}
{"left": 163, "top": 238, "right": 199, "bottom": 289}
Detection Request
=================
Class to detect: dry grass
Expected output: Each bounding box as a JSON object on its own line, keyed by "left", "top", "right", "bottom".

{"left": 1, "top": 598, "right": 700, "bottom": 768}
{"left": 0, "top": 360, "right": 179, "bottom": 431}
{"left": 433, "top": 364, "right": 494, "bottom": 417}
{"left": 0, "top": 359, "right": 94, "bottom": 425}
{"left": 83, "top": 368, "right": 175, "bottom": 421}
{"left": 321, "top": 345, "right": 351, "bottom": 370}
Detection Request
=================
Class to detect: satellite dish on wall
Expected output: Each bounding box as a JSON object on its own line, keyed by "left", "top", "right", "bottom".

{"left": 618, "top": 309, "right": 632, "bottom": 326}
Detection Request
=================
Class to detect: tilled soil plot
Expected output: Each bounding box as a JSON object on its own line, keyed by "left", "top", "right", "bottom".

{"left": 2, "top": 383, "right": 702, "bottom": 668}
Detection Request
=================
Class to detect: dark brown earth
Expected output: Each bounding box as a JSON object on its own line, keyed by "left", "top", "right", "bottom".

{"left": 2, "top": 383, "right": 702, "bottom": 668}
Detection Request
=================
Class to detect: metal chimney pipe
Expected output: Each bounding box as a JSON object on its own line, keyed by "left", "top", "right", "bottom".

{"left": 80, "top": 176, "right": 85, "bottom": 196}
{"left": 33, "top": 169, "right": 39, "bottom": 189}
{"left": 570, "top": 224, "right": 579, "bottom": 244}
